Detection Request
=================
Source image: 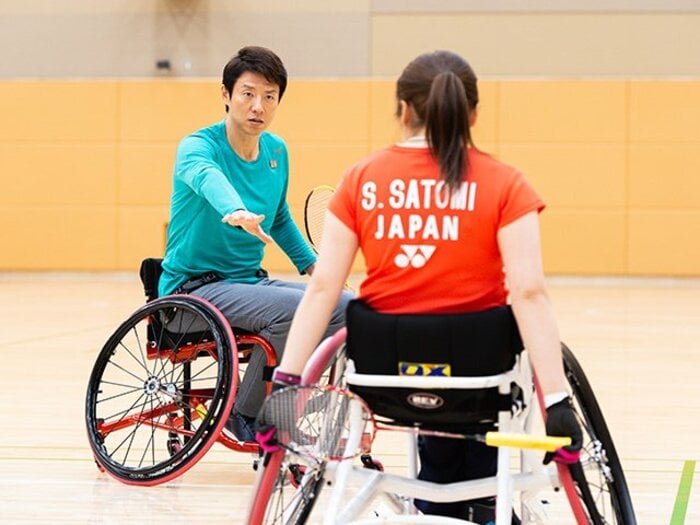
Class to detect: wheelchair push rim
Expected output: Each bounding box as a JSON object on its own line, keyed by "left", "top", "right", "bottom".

{"left": 559, "top": 343, "right": 636, "bottom": 525}
{"left": 85, "top": 295, "right": 238, "bottom": 486}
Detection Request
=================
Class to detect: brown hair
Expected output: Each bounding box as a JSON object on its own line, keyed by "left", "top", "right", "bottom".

{"left": 396, "top": 50, "right": 478, "bottom": 191}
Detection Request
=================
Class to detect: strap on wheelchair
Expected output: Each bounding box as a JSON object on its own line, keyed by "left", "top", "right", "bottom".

{"left": 173, "top": 268, "right": 267, "bottom": 294}
{"left": 173, "top": 272, "right": 222, "bottom": 294}
{"left": 262, "top": 365, "right": 275, "bottom": 382}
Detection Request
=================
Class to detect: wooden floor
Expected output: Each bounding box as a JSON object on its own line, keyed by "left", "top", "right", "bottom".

{"left": 0, "top": 272, "right": 698, "bottom": 524}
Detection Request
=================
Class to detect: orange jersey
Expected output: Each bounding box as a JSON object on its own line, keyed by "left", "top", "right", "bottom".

{"left": 329, "top": 146, "right": 544, "bottom": 314}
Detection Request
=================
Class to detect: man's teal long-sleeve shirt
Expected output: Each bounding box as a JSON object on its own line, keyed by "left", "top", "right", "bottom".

{"left": 159, "top": 121, "right": 316, "bottom": 296}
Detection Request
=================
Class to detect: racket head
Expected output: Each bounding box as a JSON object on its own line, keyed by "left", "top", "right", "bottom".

{"left": 303, "top": 185, "right": 334, "bottom": 251}
{"left": 257, "top": 384, "right": 374, "bottom": 462}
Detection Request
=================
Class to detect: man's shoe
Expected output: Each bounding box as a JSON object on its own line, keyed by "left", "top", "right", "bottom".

{"left": 222, "top": 411, "right": 257, "bottom": 442}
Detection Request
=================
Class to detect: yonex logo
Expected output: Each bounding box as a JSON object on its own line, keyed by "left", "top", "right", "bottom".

{"left": 395, "top": 245, "right": 436, "bottom": 268}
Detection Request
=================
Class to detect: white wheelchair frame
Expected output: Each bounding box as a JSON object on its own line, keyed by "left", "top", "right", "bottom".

{"left": 247, "top": 327, "right": 634, "bottom": 525}
{"left": 316, "top": 354, "right": 562, "bottom": 525}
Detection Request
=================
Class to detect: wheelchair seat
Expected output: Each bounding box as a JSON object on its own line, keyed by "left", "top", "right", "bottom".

{"left": 139, "top": 257, "right": 257, "bottom": 340}
{"left": 344, "top": 300, "right": 524, "bottom": 430}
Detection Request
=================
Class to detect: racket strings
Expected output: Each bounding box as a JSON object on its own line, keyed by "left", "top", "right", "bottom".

{"left": 258, "top": 386, "right": 367, "bottom": 460}
{"left": 304, "top": 188, "right": 333, "bottom": 249}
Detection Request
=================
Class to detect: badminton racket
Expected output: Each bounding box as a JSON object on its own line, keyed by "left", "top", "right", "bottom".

{"left": 303, "top": 185, "right": 335, "bottom": 253}
{"left": 303, "top": 185, "right": 354, "bottom": 291}
{"left": 256, "top": 385, "right": 572, "bottom": 463}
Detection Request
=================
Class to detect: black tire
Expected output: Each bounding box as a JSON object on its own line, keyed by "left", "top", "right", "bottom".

{"left": 247, "top": 338, "right": 346, "bottom": 524}
{"left": 562, "top": 343, "right": 636, "bottom": 524}
{"left": 85, "top": 295, "right": 237, "bottom": 485}
{"left": 249, "top": 451, "right": 326, "bottom": 525}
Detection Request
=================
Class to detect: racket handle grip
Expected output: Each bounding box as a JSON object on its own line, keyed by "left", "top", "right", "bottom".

{"left": 484, "top": 431, "right": 571, "bottom": 452}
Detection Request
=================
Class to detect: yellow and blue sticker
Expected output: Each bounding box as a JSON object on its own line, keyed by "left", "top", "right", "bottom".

{"left": 398, "top": 362, "right": 451, "bottom": 377}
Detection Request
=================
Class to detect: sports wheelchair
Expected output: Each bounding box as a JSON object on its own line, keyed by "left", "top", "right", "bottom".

{"left": 247, "top": 301, "right": 636, "bottom": 524}
{"left": 84, "top": 258, "right": 278, "bottom": 486}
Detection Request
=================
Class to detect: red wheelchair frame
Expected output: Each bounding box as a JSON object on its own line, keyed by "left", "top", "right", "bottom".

{"left": 85, "top": 260, "right": 278, "bottom": 486}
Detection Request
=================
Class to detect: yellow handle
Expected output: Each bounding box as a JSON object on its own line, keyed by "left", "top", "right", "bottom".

{"left": 484, "top": 431, "right": 572, "bottom": 452}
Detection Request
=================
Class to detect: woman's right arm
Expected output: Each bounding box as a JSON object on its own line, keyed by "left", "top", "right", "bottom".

{"left": 497, "top": 211, "right": 568, "bottom": 397}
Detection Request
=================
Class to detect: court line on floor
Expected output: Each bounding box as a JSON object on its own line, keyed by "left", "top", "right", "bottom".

{"left": 670, "top": 460, "right": 696, "bottom": 525}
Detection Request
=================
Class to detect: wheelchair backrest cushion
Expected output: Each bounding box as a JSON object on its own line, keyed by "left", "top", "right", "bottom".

{"left": 139, "top": 258, "right": 164, "bottom": 302}
{"left": 346, "top": 299, "right": 523, "bottom": 377}
{"left": 345, "top": 300, "right": 524, "bottom": 428}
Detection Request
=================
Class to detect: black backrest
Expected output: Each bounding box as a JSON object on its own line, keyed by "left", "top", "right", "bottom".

{"left": 345, "top": 300, "right": 524, "bottom": 429}
{"left": 139, "top": 258, "right": 164, "bottom": 302}
{"left": 346, "top": 300, "right": 523, "bottom": 377}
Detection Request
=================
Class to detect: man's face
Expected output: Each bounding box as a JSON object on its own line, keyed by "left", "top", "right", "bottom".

{"left": 222, "top": 71, "right": 280, "bottom": 137}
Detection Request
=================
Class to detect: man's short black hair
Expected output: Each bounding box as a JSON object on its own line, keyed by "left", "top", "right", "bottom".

{"left": 222, "top": 46, "right": 288, "bottom": 111}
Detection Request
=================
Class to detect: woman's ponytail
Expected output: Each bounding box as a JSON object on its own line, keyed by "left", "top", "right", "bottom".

{"left": 425, "top": 71, "right": 471, "bottom": 192}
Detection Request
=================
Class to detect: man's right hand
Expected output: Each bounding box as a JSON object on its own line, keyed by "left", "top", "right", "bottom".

{"left": 222, "top": 210, "right": 273, "bottom": 244}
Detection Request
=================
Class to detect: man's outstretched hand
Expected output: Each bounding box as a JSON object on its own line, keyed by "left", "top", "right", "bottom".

{"left": 222, "top": 210, "right": 273, "bottom": 244}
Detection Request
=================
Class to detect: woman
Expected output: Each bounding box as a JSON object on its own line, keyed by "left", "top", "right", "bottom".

{"left": 270, "top": 50, "right": 581, "bottom": 522}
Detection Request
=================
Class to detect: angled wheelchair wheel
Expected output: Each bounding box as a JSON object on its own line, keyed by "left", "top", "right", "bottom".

{"left": 248, "top": 451, "right": 326, "bottom": 525}
{"left": 248, "top": 329, "right": 348, "bottom": 524}
{"left": 562, "top": 343, "right": 636, "bottom": 524}
{"left": 85, "top": 295, "right": 238, "bottom": 486}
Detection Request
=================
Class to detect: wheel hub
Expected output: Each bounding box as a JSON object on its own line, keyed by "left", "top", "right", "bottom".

{"left": 143, "top": 376, "right": 180, "bottom": 401}
{"left": 144, "top": 376, "right": 160, "bottom": 395}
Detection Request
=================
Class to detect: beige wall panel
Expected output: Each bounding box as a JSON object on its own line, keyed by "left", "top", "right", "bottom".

{"left": 0, "top": 3, "right": 370, "bottom": 78}
{"left": 0, "top": 206, "right": 117, "bottom": 270}
{"left": 262, "top": 241, "right": 300, "bottom": 274}
{"left": 263, "top": 246, "right": 368, "bottom": 275}
{"left": 270, "top": 81, "right": 370, "bottom": 143}
{"left": 629, "top": 81, "right": 700, "bottom": 142}
{"left": 119, "top": 81, "right": 223, "bottom": 142}
{"left": 367, "top": 80, "right": 498, "bottom": 149}
{"left": 0, "top": 82, "right": 118, "bottom": 141}
{"left": 285, "top": 144, "right": 370, "bottom": 207}
{"left": 628, "top": 144, "right": 700, "bottom": 208}
{"left": 369, "top": 80, "right": 400, "bottom": 147}
{"left": 540, "top": 210, "right": 626, "bottom": 275}
{"left": 117, "top": 207, "right": 169, "bottom": 270}
{"left": 369, "top": 138, "right": 397, "bottom": 155}
{"left": 0, "top": 144, "right": 117, "bottom": 206}
{"left": 628, "top": 211, "right": 700, "bottom": 275}
{"left": 119, "top": 144, "right": 177, "bottom": 206}
{"left": 371, "top": 14, "right": 700, "bottom": 77}
{"left": 472, "top": 81, "right": 499, "bottom": 145}
{"left": 499, "top": 81, "right": 626, "bottom": 143}
{"left": 498, "top": 145, "right": 626, "bottom": 208}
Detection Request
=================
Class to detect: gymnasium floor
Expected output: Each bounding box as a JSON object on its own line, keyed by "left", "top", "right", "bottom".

{"left": 0, "top": 271, "right": 697, "bottom": 523}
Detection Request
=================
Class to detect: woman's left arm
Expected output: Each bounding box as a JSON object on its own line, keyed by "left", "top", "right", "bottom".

{"left": 277, "top": 212, "right": 358, "bottom": 375}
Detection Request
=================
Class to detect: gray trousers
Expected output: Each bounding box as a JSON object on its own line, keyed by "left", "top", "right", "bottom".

{"left": 193, "top": 278, "right": 353, "bottom": 417}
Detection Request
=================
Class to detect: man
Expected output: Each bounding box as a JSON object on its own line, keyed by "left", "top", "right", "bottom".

{"left": 159, "top": 46, "right": 352, "bottom": 441}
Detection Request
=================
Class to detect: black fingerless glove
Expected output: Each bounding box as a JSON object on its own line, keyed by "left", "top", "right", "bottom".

{"left": 544, "top": 397, "right": 583, "bottom": 464}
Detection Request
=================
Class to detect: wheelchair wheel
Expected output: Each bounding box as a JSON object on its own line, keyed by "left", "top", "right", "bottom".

{"left": 248, "top": 451, "right": 326, "bottom": 524}
{"left": 562, "top": 343, "right": 636, "bottom": 524}
{"left": 85, "top": 295, "right": 237, "bottom": 486}
{"left": 248, "top": 330, "right": 348, "bottom": 524}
